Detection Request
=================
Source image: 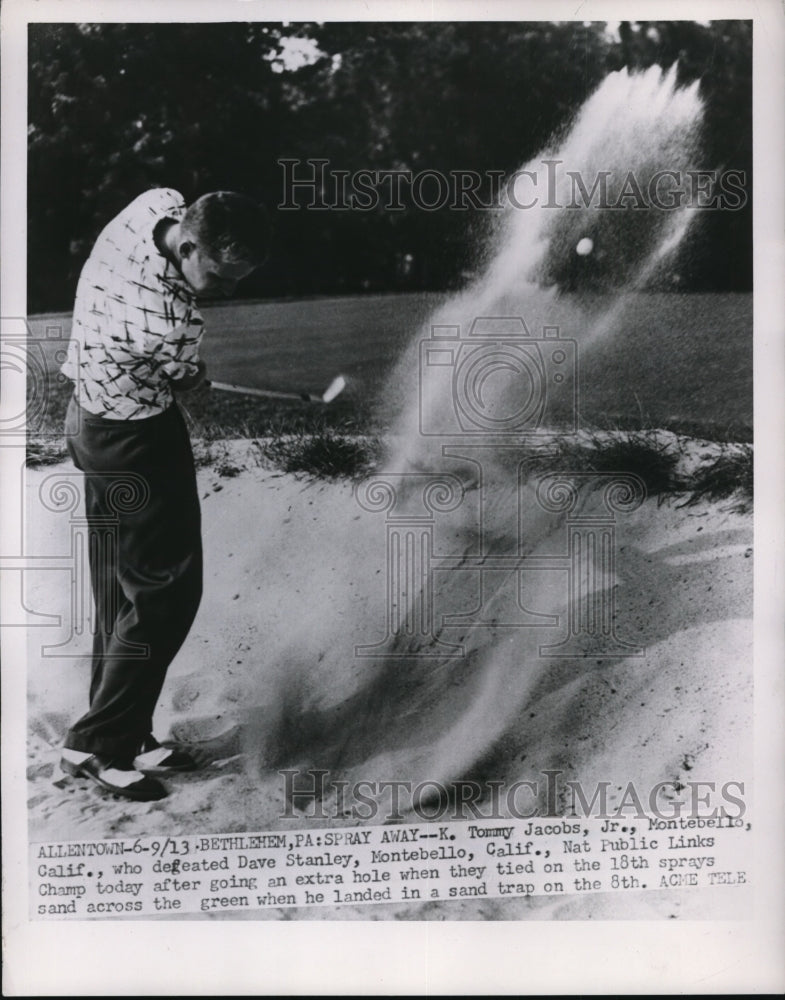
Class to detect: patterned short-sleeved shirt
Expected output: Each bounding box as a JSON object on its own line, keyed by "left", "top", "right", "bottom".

{"left": 61, "top": 188, "right": 204, "bottom": 419}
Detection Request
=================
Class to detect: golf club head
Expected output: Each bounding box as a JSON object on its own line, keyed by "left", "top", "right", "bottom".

{"left": 322, "top": 375, "right": 347, "bottom": 403}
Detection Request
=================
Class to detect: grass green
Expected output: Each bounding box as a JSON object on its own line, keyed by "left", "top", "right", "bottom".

{"left": 25, "top": 291, "right": 753, "bottom": 505}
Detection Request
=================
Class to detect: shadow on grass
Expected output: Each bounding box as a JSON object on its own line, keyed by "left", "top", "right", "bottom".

{"left": 522, "top": 429, "right": 752, "bottom": 511}
{"left": 523, "top": 429, "right": 684, "bottom": 502}
{"left": 258, "top": 432, "right": 383, "bottom": 481}
{"left": 677, "top": 446, "right": 753, "bottom": 514}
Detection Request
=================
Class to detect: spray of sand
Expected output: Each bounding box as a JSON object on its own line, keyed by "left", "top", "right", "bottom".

{"left": 386, "top": 65, "right": 703, "bottom": 470}
{"left": 249, "top": 66, "right": 706, "bottom": 815}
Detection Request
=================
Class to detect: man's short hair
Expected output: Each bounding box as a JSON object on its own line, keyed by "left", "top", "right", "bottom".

{"left": 182, "top": 192, "right": 271, "bottom": 266}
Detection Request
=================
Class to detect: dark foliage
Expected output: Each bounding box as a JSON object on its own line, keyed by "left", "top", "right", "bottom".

{"left": 28, "top": 20, "right": 751, "bottom": 312}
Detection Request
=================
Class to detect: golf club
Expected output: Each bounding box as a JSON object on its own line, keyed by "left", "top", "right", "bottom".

{"left": 208, "top": 374, "right": 347, "bottom": 404}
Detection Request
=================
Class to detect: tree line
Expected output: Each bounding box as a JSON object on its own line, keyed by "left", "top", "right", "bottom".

{"left": 28, "top": 20, "right": 751, "bottom": 312}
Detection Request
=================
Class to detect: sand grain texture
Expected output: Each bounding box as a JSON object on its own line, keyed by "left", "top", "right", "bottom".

{"left": 26, "top": 445, "right": 752, "bottom": 920}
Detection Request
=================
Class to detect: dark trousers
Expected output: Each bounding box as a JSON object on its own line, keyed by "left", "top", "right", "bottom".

{"left": 63, "top": 397, "right": 202, "bottom": 760}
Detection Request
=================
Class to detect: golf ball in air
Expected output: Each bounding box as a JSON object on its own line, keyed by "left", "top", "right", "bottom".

{"left": 576, "top": 237, "right": 594, "bottom": 256}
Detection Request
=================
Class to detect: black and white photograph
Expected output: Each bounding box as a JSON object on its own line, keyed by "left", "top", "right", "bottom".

{"left": 2, "top": 0, "right": 783, "bottom": 994}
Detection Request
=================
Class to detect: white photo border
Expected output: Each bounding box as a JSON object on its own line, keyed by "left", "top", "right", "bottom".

{"left": 2, "top": 0, "right": 783, "bottom": 994}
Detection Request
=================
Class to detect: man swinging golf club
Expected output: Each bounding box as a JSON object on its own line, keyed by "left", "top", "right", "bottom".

{"left": 59, "top": 188, "right": 273, "bottom": 801}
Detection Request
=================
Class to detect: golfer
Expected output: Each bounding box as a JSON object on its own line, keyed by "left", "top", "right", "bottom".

{"left": 59, "top": 188, "right": 271, "bottom": 801}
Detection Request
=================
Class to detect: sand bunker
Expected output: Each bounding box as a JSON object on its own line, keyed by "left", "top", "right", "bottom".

{"left": 25, "top": 437, "right": 752, "bottom": 919}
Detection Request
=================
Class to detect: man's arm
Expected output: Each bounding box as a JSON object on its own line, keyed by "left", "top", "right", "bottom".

{"left": 141, "top": 314, "right": 204, "bottom": 388}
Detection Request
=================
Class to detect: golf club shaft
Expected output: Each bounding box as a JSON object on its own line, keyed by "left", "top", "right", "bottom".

{"left": 208, "top": 380, "right": 318, "bottom": 402}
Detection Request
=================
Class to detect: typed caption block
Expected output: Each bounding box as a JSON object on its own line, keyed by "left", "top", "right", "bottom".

{"left": 32, "top": 815, "right": 751, "bottom": 918}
